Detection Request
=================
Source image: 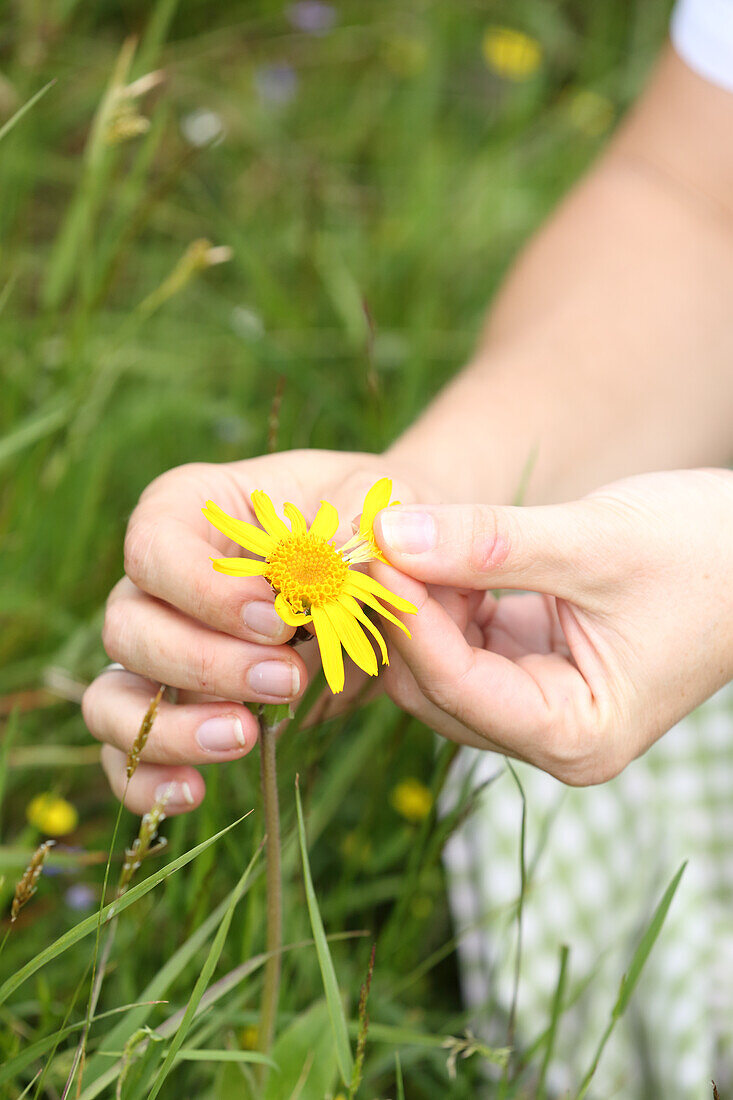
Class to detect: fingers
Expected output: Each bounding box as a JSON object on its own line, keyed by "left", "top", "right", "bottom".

{"left": 83, "top": 669, "right": 259, "bottom": 765}
{"left": 103, "top": 577, "right": 306, "bottom": 704}
{"left": 370, "top": 561, "right": 604, "bottom": 781}
{"left": 125, "top": 477, "right": 293, "bottom": 647}
{"left": 100, "top": 745, "right": 206, "bottom": 816}
{"left": 374, "top": 500, "right": 599, "bottom": 600}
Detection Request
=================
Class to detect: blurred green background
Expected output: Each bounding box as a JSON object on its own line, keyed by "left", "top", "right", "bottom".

{"left": 0, "top": 1, "right": 674, "bottom": 1095}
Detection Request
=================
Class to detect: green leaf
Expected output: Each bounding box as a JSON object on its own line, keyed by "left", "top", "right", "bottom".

{"left": 0, "top": 80, "right": 55, "bottom": 143}
{"left": 613, "top": 861, "right": 686, "bottom": 1017}
{"left": 174, "top": 1049, "right": 275, "bottom": 1066}
{"left": 295, "top": 776, "right": 354, "bottom": 1085}
{"left": 264, "top": 1001, "right": 338, "bottom": 1100}
{"left": 0, "top": 812, "right": 251, "bottom": 1008}
{"left": 536, "top": 944, "right": 570, "bottom": 1100}
{"left": 576, "top": 861, "right": 686, "bottom": 1099}
{"left": 395, "top": 1052, "right": 405, "bottom": 1100}
{"left": 82, "top": 883, "right": 242, "bottom": 1085}
{"left": 145, "top": 843, "right": 260, "bottom": 1099}
{"left": 0, "top": 1002, "right": 166, "bottom": 1086}
{"left": 0, "top": 401, "right": 73, "bottom": 472}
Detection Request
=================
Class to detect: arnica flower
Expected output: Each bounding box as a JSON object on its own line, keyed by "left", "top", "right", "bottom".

{"left": 482, "top": 26, "right": 542, "bottom": 82}
{"left": 203, "top": 480, "right": 416, "bottom": 694}
{"left": 390, "top": 777, "right": 433, "bottom": 823}
{"left": 26, "top": 793, "right": 78, "bottom": 837}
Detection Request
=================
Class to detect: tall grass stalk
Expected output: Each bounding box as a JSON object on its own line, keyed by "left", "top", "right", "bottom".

{"left": 256, "top": 705, "right": 283, "bottom": 1076}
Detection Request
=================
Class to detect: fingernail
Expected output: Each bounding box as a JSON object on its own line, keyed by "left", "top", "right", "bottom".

{"left": 196, "top": 715, "right": 247, "bottom": 753}
{"left": 248, "top": 661, "right": 299, "bottom": 698}
{"left": 155, "top": 780, "right": 196, "bottom": 807}
{"left": 379, "top": 510, "right": 436, "bottom": 553}
{"left": 243, "top": 601, "right": 285, "bottom": 639}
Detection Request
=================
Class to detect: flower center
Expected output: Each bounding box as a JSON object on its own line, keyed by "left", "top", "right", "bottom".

{"left": 265, "top": 534, "right": 348, "bottom": 613}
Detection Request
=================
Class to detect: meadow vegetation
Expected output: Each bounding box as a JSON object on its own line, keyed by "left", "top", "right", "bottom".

{"left": 0, "top": 1, "right": 678, "bottom": 1095}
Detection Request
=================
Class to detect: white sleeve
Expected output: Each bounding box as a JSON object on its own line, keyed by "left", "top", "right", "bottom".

{"left": 671, "top": 0, "right": 733, "bottom": 92}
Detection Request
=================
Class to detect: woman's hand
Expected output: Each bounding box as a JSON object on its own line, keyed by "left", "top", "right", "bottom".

{"left": 372, "top": 469, "right": 733, "bottom": 785}
{"left": 82, "top": 448, "right": 430, "bottom": 813}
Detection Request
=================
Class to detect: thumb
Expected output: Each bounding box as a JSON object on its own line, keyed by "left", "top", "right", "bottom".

{"left": 373, "top": 501, "right": 600, "bottom": 598}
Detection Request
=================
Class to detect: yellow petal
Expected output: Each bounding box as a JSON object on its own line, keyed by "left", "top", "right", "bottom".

{"left": 309, "top": 500, "right": 339, "bottom": 541}
{"left": 251, "top": 490, "right": 291, "bottom": 541}
{"left": 360, "top": 478, "right": 392, "bottom": 531}
{"left": 340, "top": 594, "right": 388, "bottom": 665}
{"left": 343, "top": 582, "right": 412, "bottom": 638}
{"left": 283, "top": 502, "right": 307, "bottom": 536}
{"left": 274, "top": 594, "right": 312, "bottom": 626}
{"left": 345, "top": 570, "right": 417, "bottom": 615}
{"left": 324, "top": 601, "right": 378, "bottom": 678}
{"left": 203, "top": 500, "right": 274, "bottom": 558}
{"left": 211, "top": 557, "right": 269, "bottom": 577}
{"left": 312, "top": 604, "right": 345, "bottom": 693}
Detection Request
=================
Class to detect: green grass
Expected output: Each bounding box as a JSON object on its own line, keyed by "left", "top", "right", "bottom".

{"left": 0, "top": 1, "right": 680, "bottom": 1096}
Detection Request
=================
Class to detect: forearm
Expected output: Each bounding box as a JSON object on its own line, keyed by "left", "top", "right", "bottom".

{"left": 387, "top": 48, "right": 733, "bottom": 505}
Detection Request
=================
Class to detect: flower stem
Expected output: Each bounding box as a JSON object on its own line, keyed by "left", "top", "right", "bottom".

{"left": 257, "top": 706, "right": 282, "bottom": 1075}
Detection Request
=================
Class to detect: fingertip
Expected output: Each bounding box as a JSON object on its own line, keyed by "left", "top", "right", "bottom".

{"left": 241, "top": 599, "right": 295, "bottom": 644}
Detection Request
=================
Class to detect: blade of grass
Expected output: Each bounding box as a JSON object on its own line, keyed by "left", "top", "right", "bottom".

{"left": 173, "top": 1049, "right": 275, "bottom": 1066}
{"left": 576, "top": 861, "right": 687, "bottom": 1099}
{"left": 395, "top": 1052, "right": 405, "bottom": 1100}
{"left": 0, "top": 812, "right": 251, "bottom": 1007}
{"left": 146, "top": 843, "right": 261, "bottom": 1099}
{"left": 0, "top": 1002, "right": 166, "bottom": 1086}
{"left": 295, "top": 774, "right": 354, "bottom": 1085}
{"left": 79, "top": 932, "right": 366, "bottom": 1100}
{"left": 536, "top": 944, "right": 569, "bottom": 1100}
{"left": 0, "top": 401, "right": 73, "bottom": 472}
{"left": 0, "top": 80, "right": 55, "bottom": 143}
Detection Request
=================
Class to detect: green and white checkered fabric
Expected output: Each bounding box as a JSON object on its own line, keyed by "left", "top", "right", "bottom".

{"left": 444, "top": 683, "right": 733, "bottom": 1098}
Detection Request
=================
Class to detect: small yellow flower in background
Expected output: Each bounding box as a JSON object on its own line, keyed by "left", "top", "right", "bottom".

{"left": 390, "top": 778, "right": 433, "bottom": 823}
{"left": 26, "top": 793, "right": 78, "bottom": 837}
{"left": 340, "top": 830, "right": 372, "bottom": 865}
{"left": 240, "top": 1024, "right": 259, "bottom": 1050}
{"left": 204, "top": 480, "right": 416, "bottom": 694}
{"left": 568, "top": 89, "right": 615, "bottom": 137}
{"left": 482, "top": 26, "right": 542, "bottom": 81}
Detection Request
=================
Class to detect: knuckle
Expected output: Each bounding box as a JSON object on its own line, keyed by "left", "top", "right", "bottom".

{"left": 193, "top": 645, "right": 217, "bottom": 693}
{"left": 123, "top": 520, "right": 158, "bottom": 585}
{"left": 467, "top": 506, "right": 509, "bottom": 577}
{"left": 102, "top": 599, "right": 126, "bottom": 662}
{"left": 80, "top": 683, "right": 98, "bottom": 732}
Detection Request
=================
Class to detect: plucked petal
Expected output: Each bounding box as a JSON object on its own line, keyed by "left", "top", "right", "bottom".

{"left": 309, "top": 500, "right": 339, "bottom": 541}
{"left": 203, "top": 500, "right": 274, "bottom": 557}
{"left": 250, "top": 490, "right": 291, "bottom": 540}
{"left": 274, "top": 594, "right": 312, "bottom": 626}
{"left": 312, "top": 604, "right": 345, "bottom": 693}
{"left": 360, "top": 478, "right": 392, "bottom": 531}
{"left": 211, "top": 557, "right": 269, "bottom": 577}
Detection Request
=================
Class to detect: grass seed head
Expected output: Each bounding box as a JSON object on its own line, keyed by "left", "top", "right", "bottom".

{"left": 11, "top": 840, "right": 55, "bottom": 923}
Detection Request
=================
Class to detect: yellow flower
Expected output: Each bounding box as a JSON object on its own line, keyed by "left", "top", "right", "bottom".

{"left": 203, "top": 484, "right": 417, "bottom": 694}
{"left": 26, "top": 793, "right": 78, "bottom": 837}
{"left": 390, "top": 778, "right": 433, "bottom": 823}
{"left": 482, "top": 27, "right": 542, "bottom": 81}
{"left": 240, "top": 1024, "right": 259, "bottom": 1050}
